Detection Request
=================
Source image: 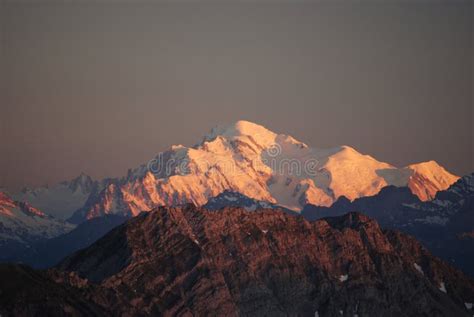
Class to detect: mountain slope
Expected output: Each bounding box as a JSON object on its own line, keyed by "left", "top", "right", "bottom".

{"left": 0, "top": 264, "right": 106, "bottom": 317}
{"left": 12, "top": 173, "right": 95, "bottom": 220}
{"left": 25, "top": 215, "right": 128, "bottom": 269}
{"left": 406, "top": 161, "right": 460, "bottom": 201}
{"left": 0, "top": 192, "right": 74, "bottom": 245}
{"left": 203, "top": 190, "right": 294, "bottom": 214}
{"left": 69, "top": 121, "right": 458, "bottom": 222}
{"left": 56, "top": 206, "right": 474, "bottom": 316}
{"left": 301, "top": 173, "right": 474, "bottom": 276}
{"left": 0, "top": 192, "right": 75, "bottom": 263}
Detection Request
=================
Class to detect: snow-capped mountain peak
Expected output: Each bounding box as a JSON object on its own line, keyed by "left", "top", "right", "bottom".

{"left": 404, "top": 161, "right": 459, "bottom": 201}
{"left": 203, "top": 120, "right": 277, "bottom": 145}
{"left": 201, "top": 120, "right": 309, "bottom": 151}
{"left": 0, "top": 192, "right": 74, "bottom": 244}
{"left": 66, "top": 120, "right": 460, "bottom": 222}
{"left": 66, "top": 173, "right": 95, "bottom": 193}
{"left": 12, "top": 174, "right": 96, "bottom": 220}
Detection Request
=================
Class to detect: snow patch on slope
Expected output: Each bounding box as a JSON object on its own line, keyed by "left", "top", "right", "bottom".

{"left": 414, "top": 263, "right": 424, "bottom": 275}
{"left": 439, "top": 282, "right": 447, "bottom": 293}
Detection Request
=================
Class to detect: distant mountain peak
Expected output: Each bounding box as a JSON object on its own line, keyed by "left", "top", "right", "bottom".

{"left": 42, "top": 121, "right": 459, "bottom": 222}
{"left": 67, "top": 173, "right": 95, "bottom": 193}
{"left": 12, "top": 173, "right": 96, "bottom": 220}
{"left": 408, "top": 160, "right": 443, "bottom": 168}
{"left": 202, "top": 120, "right": 278, "bottom": 148}
{"left": 405, "top": 161, "right": 459, "bottom": 201}
{"left": 407, "top": 160, "right": 458, "bottom": 179}
{"left": 0, "top": 191, "right": 74, "bottom": 243}
{"left": 75, "top": 122, "right": 460, "bottom": 220}
{"left": 209, "top": 120, "right": 273, "bottom": 137}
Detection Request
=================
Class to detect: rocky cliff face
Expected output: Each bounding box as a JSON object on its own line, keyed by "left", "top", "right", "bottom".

{"left": 50, "top": 206, "right": 474, "bottom": 316}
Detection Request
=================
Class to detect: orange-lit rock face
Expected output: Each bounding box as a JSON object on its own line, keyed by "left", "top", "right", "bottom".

{"left": 72, "top": 121, "right": 459, "bottom": 221}
{"left": 406, "top": 161, "right": 460, "bottom": 201}
{"left": 1, "top": 192, "right": 45, "bottom": 217}
{"left": 57, "top": 206, "right": 474, "bottom": 316}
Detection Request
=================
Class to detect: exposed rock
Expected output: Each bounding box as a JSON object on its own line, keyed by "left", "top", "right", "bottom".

{"left": 53, "top": 206, "right": 474, "bottom": 316}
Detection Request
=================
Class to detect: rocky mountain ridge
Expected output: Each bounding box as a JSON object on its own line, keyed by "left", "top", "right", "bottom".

{"left": 48, "top": 205, "right": 474, "bottom": 316}
{"left": 0, "top": 192, "right": 73, "bottom": 246}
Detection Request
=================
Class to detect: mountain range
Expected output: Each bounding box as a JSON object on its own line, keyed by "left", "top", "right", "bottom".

{"left": 9, "top": 121, "right": 459, "bottom": 224}
{"left": 0, "top": 192, "right": 74, "bottom": 262}
{"left": 0, "top": 121, "right": 467, "bottom": 270}
{"left": 1, "top": 206, "right": 473, "bottom": 316}
{"left": 0, "top": 120, "right": 472, "bottom": 316}
{"left": 12, "top": 173, "right": 95, "bottom": 220}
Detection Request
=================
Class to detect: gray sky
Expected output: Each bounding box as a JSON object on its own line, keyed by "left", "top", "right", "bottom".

{"left": 1, "top": 1, "right": 472, "bottom": 190}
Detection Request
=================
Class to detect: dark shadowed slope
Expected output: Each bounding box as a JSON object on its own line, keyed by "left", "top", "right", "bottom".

{"left": 27, "top": 215, "right": 128, "bottom": 268}
{"left": 0, "top": 264, "right": 106, "bottom": 317}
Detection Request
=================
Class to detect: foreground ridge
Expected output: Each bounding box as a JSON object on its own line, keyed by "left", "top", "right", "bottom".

{"left": 3, "top": 206, "right": 469, "bottom": 316}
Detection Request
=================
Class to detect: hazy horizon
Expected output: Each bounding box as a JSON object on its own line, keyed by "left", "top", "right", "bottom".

{"left": 1, "top": 1, "right": 472, "bottom": 190}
